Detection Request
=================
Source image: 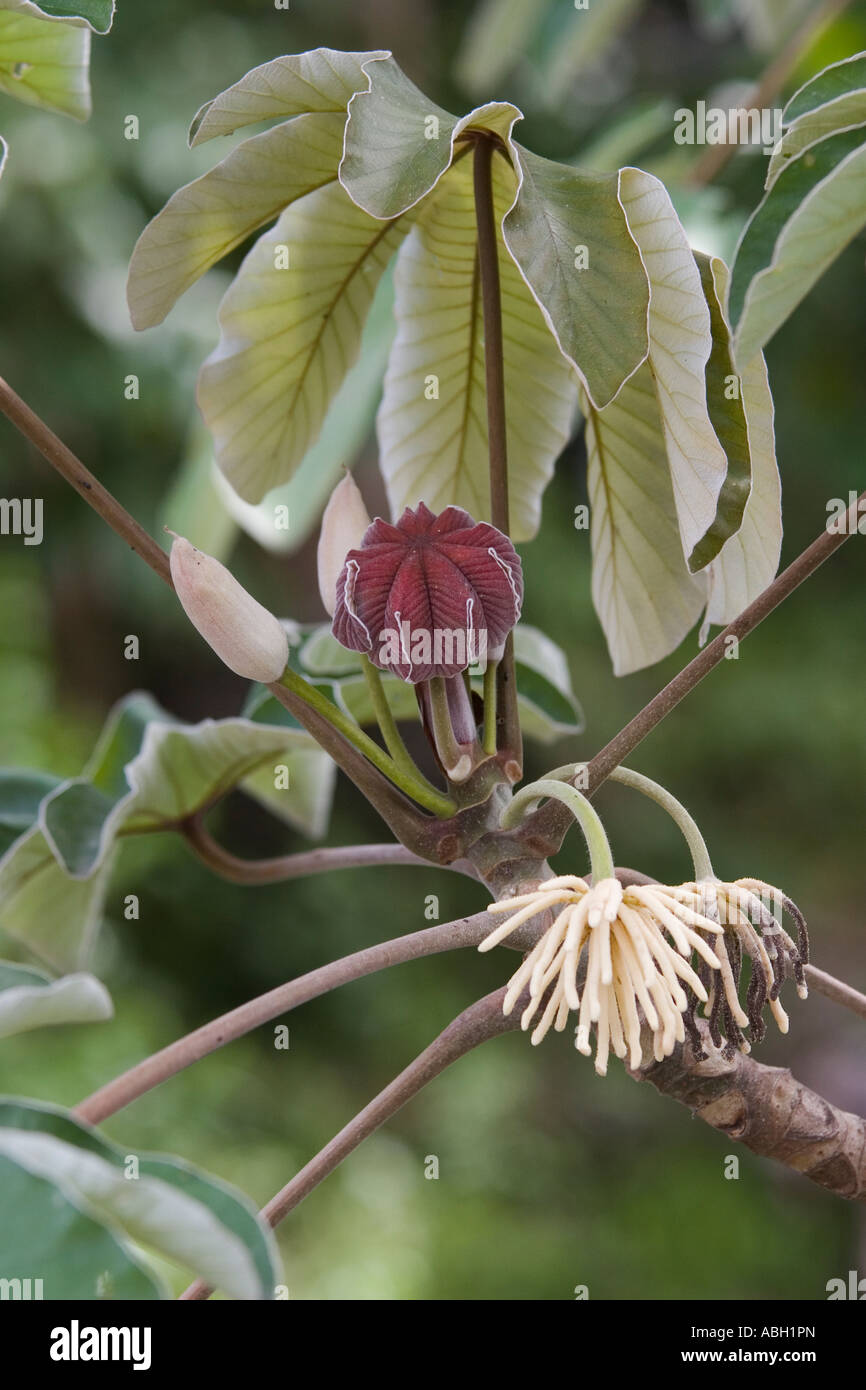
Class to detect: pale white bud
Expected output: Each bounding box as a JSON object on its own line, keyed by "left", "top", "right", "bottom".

{"left": 317, "top": 472, "right": 371, "bottom": 617}
{"left": 168, "top": 533, "right": 288, "bottom": 683}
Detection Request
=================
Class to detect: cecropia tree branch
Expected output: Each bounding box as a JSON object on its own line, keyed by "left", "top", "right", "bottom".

{"left": 635, "top": 1021, "right": 866, "bottom": 1201}
{"left": 73, "top": 911, "right": 555, "bottom": 1126}
{"left": 515, "top": 487, "right": 866, "bottom": 863}
{"left": 179, "top": 986, "right": 520, "bottom": 1300}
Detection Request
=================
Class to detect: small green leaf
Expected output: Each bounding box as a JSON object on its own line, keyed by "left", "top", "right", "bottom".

{"left": 0, "top": 824, "right": 114, "bottom": 971}
{"left": 128, "top": 111, "right": 346, "bottom": 329}
{"left": 510, "top": 625, "right": 584, "bottom": 742}
{"left": 730, "top": 122, "right": 866, "bottom": 363}
{"left": 0, "top": 768, "right": 61, "bottom": 855}
{"left": 0, "top": 8, "right": 90, "bottom": 119}
{"left": 0, "top": 963, "right": 112, "bottom": 1039}
{"left": 0, "top": 1098, "right": 282, "bottom": 1300}
{"left": 455, "top": 0, "right": 538, "bottom": 94}
{"left": 189, "top": 47, "right": 387, "bottom": 145}
{"left": 502, "top": 147, "right": 650, "bottom": 410}
{"left": 300, "top": 625, "right": 365, "bottom": 677}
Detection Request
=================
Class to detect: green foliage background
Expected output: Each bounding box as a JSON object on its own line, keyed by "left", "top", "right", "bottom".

{"left": 0, "top": 0, "right": 864, "bottom": 1298}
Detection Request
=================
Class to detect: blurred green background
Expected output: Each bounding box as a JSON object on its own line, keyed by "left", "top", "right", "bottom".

{"left": 1, "top": 0, "right": 865, "bottom": 1299}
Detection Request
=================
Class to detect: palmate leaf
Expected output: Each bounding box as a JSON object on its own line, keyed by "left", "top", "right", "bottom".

{"left": 0, "top": 824, "right": 114, "bottom": 972}
{"left": 128, "top": 111, "right": 347, "bottom": 330}
{"left": 730, "top": 110, "right": 866, "bottom": 363}
{"left": 500, "top": 147, "right": 650, "bottom": 411}
{"left": 584, "top": 251, "right": 780, "bottom": 674}
{"left": 377, "top": 151, "right": 578, "bottom": 541}
{"left": 617, "top": 168, "right": 731, "bottom": 571}
{"left": 196, "top": 180, "right": 410, "bottom": 503}
{"left": 0, "top": 5, "right": 90, "bottom": 119}
{"left": 584, "top": 367, "right": 706, "bottom": 677}
{"left": 0, "top": 1098, "right": 282, "bottom": 1300}
{"left": 189, "top": 47, "right": 386, "bottom": 146}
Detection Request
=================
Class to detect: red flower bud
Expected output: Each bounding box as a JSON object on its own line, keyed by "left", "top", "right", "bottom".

{"left": 332, "top": 502, "right": 523, "bottom": 683}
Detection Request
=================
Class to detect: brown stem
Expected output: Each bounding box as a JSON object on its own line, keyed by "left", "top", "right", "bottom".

{"left": 0, "top": 372, "right": 457, "bottom": 850}
{"left": 687, "top": 0, "right": 851, "bottom": 188}
{"left": 472, "top": 134, "right": 522, "bottom": 774}
{"left": 517, "top": 489, "right": 866, "bottom": 860}
{"left": 805, "top": 964, "right": 866, "bottom": 1023}
{"left": 181, "top": 817, "right": 475, "bottom": 885}
{"left": 635, "top": 1020, "right": 866, "bottom": 1201}
{"left": 73, "top": 911, "right": 556, "bottom": 1127}
{"left": 179, "top": 987, "right": 519, "bottom": 1300}
{"left": 0, "top": 375, "right": 171, "bottom": 584}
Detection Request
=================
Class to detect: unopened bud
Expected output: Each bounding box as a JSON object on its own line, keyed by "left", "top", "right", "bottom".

{"left": 317, "top": 472, "right": 371, "bottom": 617}
{"left": 168, "top": 532, "right": 288, "bottom": 682}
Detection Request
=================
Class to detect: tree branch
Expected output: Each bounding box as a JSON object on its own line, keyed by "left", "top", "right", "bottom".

{"left": 635, "top": 1021, "right": 866, "bottom": 1201}
{"left": 179, "top": 987, "right": 519, "bottom": 1300}
{"left": 73, "top": 911, "right": 553, "bottom": 1126}
{"left": 516, "top": 489, "right": 866, "bottom": 860}
{"left": 0, "top": 374, "right": 171, "bottom": 585}
{"left": 181, "top": 816, "right": 477, "bottom": 885}
{"left": 805, "top": 964, "right": 866, "bottom": 1023}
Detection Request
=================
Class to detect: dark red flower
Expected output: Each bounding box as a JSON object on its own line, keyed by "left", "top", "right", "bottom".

{"left": 332, "top": 502, "right": 523, "bottom": 683}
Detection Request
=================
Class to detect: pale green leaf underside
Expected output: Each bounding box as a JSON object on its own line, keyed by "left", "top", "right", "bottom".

{"left": 502, "top": 147, "right": 650, "bottom": 410}
{"left": 0, "top": 964, "right": 112, "bottom": 1038}
{"left": 730, "top": 122, "right": 866, "bottom": 363}
{"left": 189, "top": 46, "right": 387, "bottom": 145}
{"left": 377, "top": 153, "right": 578, "bottom": 541}
{"left": 584, "top": 368, "right": 705, "bottom": 677}
{"left": 198, "top": 180, "right": 410, "bottom": 503}
{"left": 0, "top": 1154, "right": 164, "bottom": 1299}
{"left": 618, "top": 166, "right": 729, "bottom": 570}
{"left": 0, "top": 1098, "right": 281, "bottom": 1300}
{"left": 128, "top": 111, "right": 346, "bottom": 330}
{"left": 0, "top": 8, "right": 90, "bottom": 119}
{"left": 340, "top": 53, "right": 458, "bottom": 219}
{"left": 217, "top": 264, "right": 396, "bottom": 556}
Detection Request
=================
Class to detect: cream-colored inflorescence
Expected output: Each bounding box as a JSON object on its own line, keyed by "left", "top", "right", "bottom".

{"left": 480, "top": 874, "right": 807, "bottom": 1074}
